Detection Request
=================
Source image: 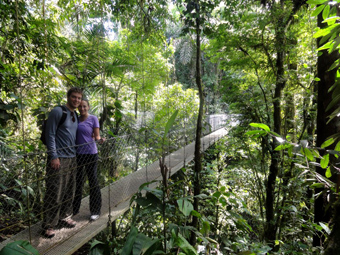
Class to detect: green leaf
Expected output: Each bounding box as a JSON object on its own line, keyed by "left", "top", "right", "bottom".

{"left": 89, "top": 240, "right": 110, "bottom": 255}
{"left": 314, "top": 24, "right": 340, "bottom": 38}
{"left": 317, "top": 41, "right": 332, "bottom": 51}
{"left": 330, "top": 36, "right": 340, "bottom": 53}
{"left": 325, "top": 167, "right": 332, "bottom": 178}
{"left": 274, "top": 144, "right": 291, "bottom": 151}
{"left": 171, "top": 229, "right": 198, "bottom": 255}
{"left": 190, "top": 210, "right": 202, "bottom": 218}
{"left": 177, "top": 198, "right": 194, "bottom": 217}
{"left": 0, "top": 240, "right": 39, "bottom": 255}
{"left": 213, "top": 191, "right": 221, "bottom": 198}
{"left": 201, "top": 220, "right": 210, "bottom": 236}
{"left": 288, "top": 146, "right": 293, "bottom": 157}
{"left": 302, "top": 148, "right": 315, "bottom": 161}
{"left": 133, "top": 233, "right": 162, "bottom": 255}
{"left": 219, "top": 196, "right": 227, "bottom": 207}
{"left": 326, "top": 92, "right": 340, "bottom": 112}
{"left": 321, "top": 138, "right": 335, "bottom": 148}
{"left": 142, "top": 237, "right": 163, "bottom": 255}
{"left": 121, "top": 227, "right": 138, "bottom": 255}
{"left": 307, "top": 0, "right": 328, "bottom": 4}
{"left": 310, "top": 183, "right": 325, "bottom": 188}
{"left": 328, "top": 59, "right": 340, "bottom": 71}
{"left": 311, "top": 149, "right": 321, "bottom": 159}
{"left": 312, "top": 4, "right": 325, "bottom": 17}
{"left": 249, "top": 123, "right": 270, "bottom": 132}
{"left": 319, "top": 222, "right": 331, "bottom": 235}
{"left": 322, "top": 4, "right": 330, "bottom": 20}
{"left": 323, "top": 16, "right": 340, "bottom": 24}
{"left": 335, "top": 141, "right": 340, "bottom": 152}
{"left": 163, "top": 110, "right": 179, "bottom": 141}
{"left": 320, "top": 154, "right": 329, "bottom": 169}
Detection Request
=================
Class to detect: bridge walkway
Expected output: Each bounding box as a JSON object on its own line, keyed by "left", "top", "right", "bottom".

{"left": 0, "top": 128, "right": 227, "bottom": 255}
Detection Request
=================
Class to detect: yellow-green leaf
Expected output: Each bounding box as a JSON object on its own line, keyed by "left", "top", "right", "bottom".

{"left": 307, "top": 0, "right": 328, "bottom": 4}
{"left": 321, "top": 138, "right": 335, "bottom": 148}
{"left": 314, "top": 24, "right": 340, "bottom": 38}
{"left": 330, "top": 36, "right": 340, "bottom": 53}
{"left": 275, "top": 144, "right": 291, "bottom": 151}
{"left": 325, "top": 167, "right": 332, "bottom": 178}
{"left": 288, "top": 146, "right": 293, "bottom": 157}
{"left": 335, "top": 141, "right": 340, "bottom": 152}
{"left": 312, "top": 5, "right": 325, "bottom": 17}
{"left": 303, "top": 148, "right": 315, "bottom": 161}
{"left": 322, "top": 5, "right": 330, "bottom": 20}
{"left": 249, "top": 123, "right": 270, "bottom": 132}
{"left": 320, "top": 154, "right": 329, "bottom": 169}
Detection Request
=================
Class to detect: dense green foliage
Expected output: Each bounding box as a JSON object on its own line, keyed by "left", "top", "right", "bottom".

{"left": 2, "top": 0, "right": 340, "bottom": 254}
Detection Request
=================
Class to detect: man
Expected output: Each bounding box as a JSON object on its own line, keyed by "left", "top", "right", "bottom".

{"left": 42, "top": 87, "right": 83, "bottom": 238}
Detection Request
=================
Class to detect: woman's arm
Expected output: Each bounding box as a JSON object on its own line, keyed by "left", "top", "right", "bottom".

{"left": 93, "top": 127, "right": 101, "bottom": 141}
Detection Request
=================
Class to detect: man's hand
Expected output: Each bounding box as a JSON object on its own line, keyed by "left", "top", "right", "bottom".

{"left": 51, "top": 158, "right": 60, "bottom": 169}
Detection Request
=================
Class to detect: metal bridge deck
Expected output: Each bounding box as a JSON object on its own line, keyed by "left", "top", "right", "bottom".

{"left": 0, "top": 128, "right": 227, "bottom": 255}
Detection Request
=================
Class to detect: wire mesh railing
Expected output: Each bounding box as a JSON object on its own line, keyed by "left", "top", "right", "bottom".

{"left": 0, "top": 114, "right": 227, "bottom": 252}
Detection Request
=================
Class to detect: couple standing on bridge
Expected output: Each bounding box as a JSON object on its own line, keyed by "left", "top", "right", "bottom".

{"left": 42, "top": 87, "right": 104, "bottom": 239}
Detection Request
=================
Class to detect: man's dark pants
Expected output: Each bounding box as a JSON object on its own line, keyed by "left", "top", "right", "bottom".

{"left": 42, "top": 157, "right": 77, "bottom": 230}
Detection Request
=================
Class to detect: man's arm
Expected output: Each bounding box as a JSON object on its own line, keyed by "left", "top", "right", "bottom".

{"left": 46, "top": 107, "right": 63, "bottom": 167}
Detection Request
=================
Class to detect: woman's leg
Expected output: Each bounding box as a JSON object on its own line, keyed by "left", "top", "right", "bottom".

{"left": 86, "top": 154, "right": 101, "bottom": 215}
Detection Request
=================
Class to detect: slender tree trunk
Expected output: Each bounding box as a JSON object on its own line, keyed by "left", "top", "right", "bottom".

{"left": 264, "top": 1, "right": 285, "bottom": 244}
{"left": 190, "top": 0, "right": 204, "bottom": 246}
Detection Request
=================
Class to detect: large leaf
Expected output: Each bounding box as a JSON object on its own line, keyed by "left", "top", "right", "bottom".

{"left": 314, "top": 23, "right": 340, "bottom": 38}
{"left": 302, "top": 148, "right": 315, "bottom": 161}
{"left": 321, "top": 138, "right": 335, "bottom": 148}
{"left": 171, "top": 229, "right": 198, "bottom": 255}
{"left": 311, "top": 4, "right": 325, "bottom": 17}
{"left": 89, "top": 240, "right": 110, "bottom": 255}
{"left": 163, "top": 110, "right": 179, "bottom": 141}
{"left": 249, "top": 123, "right": 270, "bottom": 132}
{"left": 320, "top": 154, "right": 329, "bottom": 169}
{"left": 274, "top": 143, "right": 292, "bottom": 151}
{"left": 177, "top": 198, "right": 194, "bottom": 217}
{"left": 136, "top": 192, "right": 162, "bottom": 212}
{"left": 136, "top": 234, "right": 163, "bottom": 255}
{"left": 0, "top": 240, "right": 39, "bottom": 255}
{"left": 121, "top": 227, "right": 138, "bottom": 255}
{"left": 319, "top": 222, "right": 331, "bottom": 235}
{"left": 322, "top": 4, "right": 330, "bottom": 20}
{"left": 307, "top": 0, "right": 328, "bottom": 4}
{"left": 325, "top": 167, "right": 332, "bottom": 178}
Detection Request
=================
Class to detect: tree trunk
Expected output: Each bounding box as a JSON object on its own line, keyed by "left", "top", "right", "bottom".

{"left": 190, "top": 0, "right": 204, "bottom": 246}
{"left": 264, "top": 11, "right": 285, "bottom": 244}
{"left": 314, "top": 8, "right": 340, "bottom": 247}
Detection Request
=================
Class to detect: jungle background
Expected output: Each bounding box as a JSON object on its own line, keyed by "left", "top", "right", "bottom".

{"left": 1, "top": 0, "right": 340, "bottom": 254}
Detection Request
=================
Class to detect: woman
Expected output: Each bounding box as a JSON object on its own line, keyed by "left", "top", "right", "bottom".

{"left": 73, "top": 99, "right": 103, "bottom": 221}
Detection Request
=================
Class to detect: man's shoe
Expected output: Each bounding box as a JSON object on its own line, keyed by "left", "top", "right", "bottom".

{"left": 42, "top": 228, "right": 55, "bottom": 238}
{"left": 90, "top": 215, "right": 99, "bottom": 221}
{"left": 58, "top": 218, "right": 76, "bottom": 228}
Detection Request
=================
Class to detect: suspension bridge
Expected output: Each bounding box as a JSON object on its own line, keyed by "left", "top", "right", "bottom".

{"left": 0, "top": 114, "right": 229, "bottom": 254}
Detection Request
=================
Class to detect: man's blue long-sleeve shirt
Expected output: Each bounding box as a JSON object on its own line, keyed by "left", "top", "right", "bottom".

{"left": 45, "top": 106, "right": 78, "bottom": 159}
